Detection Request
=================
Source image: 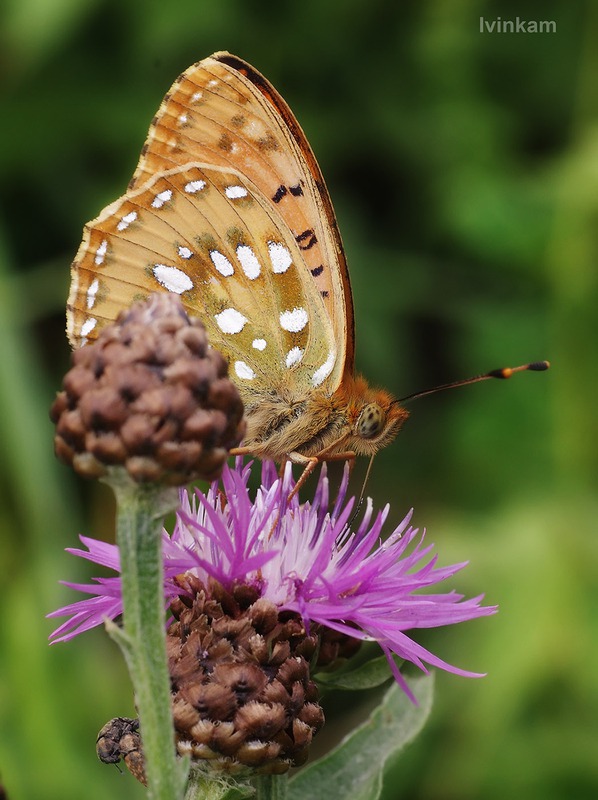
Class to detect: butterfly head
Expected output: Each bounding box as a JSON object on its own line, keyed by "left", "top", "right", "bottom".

{"left": 341, "top": 377, "right": 409, "bottom": 457}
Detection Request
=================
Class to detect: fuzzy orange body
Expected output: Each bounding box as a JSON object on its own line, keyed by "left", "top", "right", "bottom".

{"left": 241, "top": 375, "right": 409, "bottom": 461}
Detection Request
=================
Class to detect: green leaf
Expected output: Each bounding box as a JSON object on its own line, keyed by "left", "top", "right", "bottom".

{"left": 288, "top": 674, "right": 434, "bottom": 800}
{"left": 316, "top": 653, "right": 401, "bottom": 691}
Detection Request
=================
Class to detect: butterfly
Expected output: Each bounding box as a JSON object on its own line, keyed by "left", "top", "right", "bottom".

{"left": 67, "top": 51, "right": 409, "bottom": 473}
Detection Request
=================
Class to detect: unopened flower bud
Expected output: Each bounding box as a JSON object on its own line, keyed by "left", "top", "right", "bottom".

{"left": 51, "top": 294, "right": 246, "bottom": 484}
{"left": 167, "top": 579, "right": 325, "bottom": 775}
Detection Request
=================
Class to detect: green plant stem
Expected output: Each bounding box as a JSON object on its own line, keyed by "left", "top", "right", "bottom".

{"left": 107, "top": 477, "right": 187, "bottom": 799}
{"left": 254, "top": 775, "right": 288, "bottom": 800}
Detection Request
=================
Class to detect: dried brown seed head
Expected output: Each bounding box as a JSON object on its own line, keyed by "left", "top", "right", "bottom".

{"left": 51, "top": 294, "right": 245, "bottom": 484}
{"left": 166, "top": 579, "right": 325, "bottom": 775}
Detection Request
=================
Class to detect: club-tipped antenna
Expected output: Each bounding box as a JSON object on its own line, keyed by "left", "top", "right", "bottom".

{"left": 395, "top": 360, "right": 550, "bottom": 405}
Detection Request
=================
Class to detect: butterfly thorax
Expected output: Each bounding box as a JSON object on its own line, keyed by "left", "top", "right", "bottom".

{"left": 242, "top": 375, "right": 409, "bottom": 461}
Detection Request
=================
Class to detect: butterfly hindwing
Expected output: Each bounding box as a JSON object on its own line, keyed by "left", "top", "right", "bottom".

{"left": 68, "top": 163, "right": 339, "bottom": 396}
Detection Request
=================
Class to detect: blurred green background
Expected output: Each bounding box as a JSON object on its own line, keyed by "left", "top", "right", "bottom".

{"left": 1, "top": 0, "right": 596, "bottom": 797}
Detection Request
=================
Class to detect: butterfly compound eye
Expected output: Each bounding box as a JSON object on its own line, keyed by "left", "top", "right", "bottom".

{"left": 356, "top": 403, "right": 386, "bottom": 439}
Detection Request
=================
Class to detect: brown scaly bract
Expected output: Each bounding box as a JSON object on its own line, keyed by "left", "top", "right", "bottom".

{"left": 167, "top": 576, "right": 325, "bottom": 775}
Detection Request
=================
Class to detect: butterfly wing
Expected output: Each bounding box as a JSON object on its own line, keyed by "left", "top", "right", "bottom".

{"left": 125, "top": 52, "right": 355, "bottom": 376}
{"left": 68, "top": 162, "right": 338, "bottom": 399}
{"left": 136, "top": 52, "right": 354, "bottom": 373}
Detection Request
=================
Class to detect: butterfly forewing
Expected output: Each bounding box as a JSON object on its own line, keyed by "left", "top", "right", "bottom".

{"left": 125, "top": 52, "right": 354, "bottom": 376}
{"left": 68, "top": 163, "right": 338, "bottom": 396}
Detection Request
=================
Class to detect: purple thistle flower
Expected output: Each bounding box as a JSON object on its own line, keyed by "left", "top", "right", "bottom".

{"left": 49, "top": 460, "right": 496, "bottom": 700}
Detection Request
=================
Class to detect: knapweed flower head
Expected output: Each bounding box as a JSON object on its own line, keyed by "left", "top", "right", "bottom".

{"left": 50, "top": 460, "right": 496, "bottom": 695}
{"left": 51, "top": 460, "right": 497, "bottom": 775}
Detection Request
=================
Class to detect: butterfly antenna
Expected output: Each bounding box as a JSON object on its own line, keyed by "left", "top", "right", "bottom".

{"left": 395, "top": 360, "right": 550, "bottom": 405}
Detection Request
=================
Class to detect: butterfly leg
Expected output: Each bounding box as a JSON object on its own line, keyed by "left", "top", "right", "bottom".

{"left": 319, "top": 450, "right": 356, "bottom": 465}
{"left": 229, "top": 446, "right": 254, "bottom": 457}
{"left": 286, "top": 453, "right": 319, "bottom": 500}
{"left": 228, "top": 448, "right": 326, "bottom": 501}
{"left": 286, "top": 449, "right": 356, "bottom": 501}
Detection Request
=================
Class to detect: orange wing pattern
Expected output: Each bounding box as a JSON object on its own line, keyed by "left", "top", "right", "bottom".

{"left": 68, "top": 53, "right": 355, "bottom": 388}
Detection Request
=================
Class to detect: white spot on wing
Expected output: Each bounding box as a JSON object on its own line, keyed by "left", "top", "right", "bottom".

{"left": 178, "top": 113, "right": 188, "bottom": 125}
{"left": 215, "top": 308, "right": 248, "bottom": 334}
{"left": 152, "top": 189, "right": 173, "bottom": 209}
{"left": 210, "top": 250, "right": 234, "bottom": 277}
{"left": 81, "top": 317, "right": 97, "bottom": 337}
{"left": 152, "top": 264, "right": 193, "bottom": 294}
{"left": 235, "top": 361, "right": 256, "bottom": 380}
{"left": 280, "top": 307, "right": 308, "bottom": 332}
{"left": 252, "top": 338, "right": 267, "bottom": 351}
{"left": 94, "top": 239, "right": 108, "bottom": 265}
{"left": 86, "top": 278, "right": 99, "bottom": 310}
{"left": 285, "top": 347, "right": 304, "bottom": 368}
{"left": 191, "top": 91, "right": 203, "bottom": 102}
{"left": 245, "top": 118, "right": 266, "bottom": 138}
{"left": 225, "top": 185, "right": 248, "bottom": 199}
{"left": 117, "top": 211, "right": 137, "bottom": 231}
{"left": 185, "top": 180, "right": 206, "bottom": 194}
{"left": 236, "top": 245, "right": 261, "bottom": 280}
{"left": 312, "top": 349, "right": 336, "bottom": 387}
{"left": 268, "top": 241, "right": 292, "bottom": 274}
{"left": 178, "top": 246, "right": 193, "bottom": 259}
